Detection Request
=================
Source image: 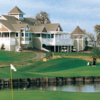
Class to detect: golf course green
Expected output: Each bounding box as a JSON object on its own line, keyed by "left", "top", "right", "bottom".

{"left": 1, "top": 90, "right": 100, "bottom": 100}
{"left": 1, "top": 51, "right": 100, "bottom": 100}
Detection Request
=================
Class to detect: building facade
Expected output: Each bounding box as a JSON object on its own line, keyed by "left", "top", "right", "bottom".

{"left": 0, "top": 6, "right": 85, "bottom": 52}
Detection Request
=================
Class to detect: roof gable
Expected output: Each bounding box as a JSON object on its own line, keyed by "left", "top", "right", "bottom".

{"left": 0, "top": 23, "right": 10, "bottom": 32}
{"left": 8, "top": 6, "right": 25, "bottom": 14}
{"left": 41, "top": 23, "right": 63, "bottom": 31}
{"left": 71, "top": 26, "right": 85, "bottom": 35}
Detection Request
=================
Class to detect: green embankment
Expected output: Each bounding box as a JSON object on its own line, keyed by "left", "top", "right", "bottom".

{"left": 0, "top": 51, "right": 36, "bottom": 65}
{"left": 1, "top": 57, "right": 100, "bottom": 79}
{"left": 0, "top": 90, "right": 100, "bottom": 100}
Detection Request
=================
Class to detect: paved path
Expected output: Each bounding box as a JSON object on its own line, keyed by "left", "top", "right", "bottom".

{"left": 33, "top": 52, "right": 46, "bottom": 59}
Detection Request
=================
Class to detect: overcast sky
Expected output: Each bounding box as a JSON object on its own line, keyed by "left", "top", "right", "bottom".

{"left": 0, "top": 0, "right": 100, "bottom": 35}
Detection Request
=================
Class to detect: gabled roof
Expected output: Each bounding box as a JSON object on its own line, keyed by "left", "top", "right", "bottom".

{"left": 29, "top": 26, "right": 47, "bottom": 33}
{"left": 41, "top": 23, "right": 63, "bottom": 31}
{"left": 12, "top": 24, "right": 28, "bottom": 31}
{"left": 71, "top": 26, "right": 85, "bottom": 35}
{"left": 8, "top": 6, "right": 25, "bottom": 14}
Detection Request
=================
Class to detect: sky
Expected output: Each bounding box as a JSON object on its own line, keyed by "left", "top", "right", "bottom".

{"left": 0, "top": 0, "right": 100, "bottom": 35}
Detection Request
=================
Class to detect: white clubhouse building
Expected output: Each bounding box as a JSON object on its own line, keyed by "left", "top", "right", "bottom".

{"left": 0, "top": 6, "right": 85, "bottom": 52}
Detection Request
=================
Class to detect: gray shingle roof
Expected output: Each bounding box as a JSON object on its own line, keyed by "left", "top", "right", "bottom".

{"left": 29, "top": 26, "right": 46, "bottom": 33}
{"left": 8, "top": 6, "right": 25, "bottom": 14}
{"left": 71, "top": 26, "right": 85, "bottom": 35}
{"left": 41, "top": 23, "right": 63, "bottom": 31}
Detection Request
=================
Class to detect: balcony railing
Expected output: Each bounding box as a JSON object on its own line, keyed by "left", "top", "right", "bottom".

{"left": 42, "top": 38, "right": 74, "bottom": 46}
{"left": 0, "top": 38, "right": 15, "bottom": 45}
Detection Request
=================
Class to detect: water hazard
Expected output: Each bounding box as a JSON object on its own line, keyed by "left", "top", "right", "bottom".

{"left": 1, "top": 81, "right": 100, "bottom": 93}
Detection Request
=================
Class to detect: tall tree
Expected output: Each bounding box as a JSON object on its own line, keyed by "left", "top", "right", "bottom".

{"left": 94, "top": 24, "right": 100, "bottom": 45}
{"left": 35, "top": 11, "right": 51, "bottom": 24}
{"left": 83, "top": 30, "right": 95, "bottom": 47}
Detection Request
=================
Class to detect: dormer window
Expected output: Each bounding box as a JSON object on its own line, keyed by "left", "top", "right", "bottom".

{"left": 19, "top": 14, "right": 23, "bottom": 18}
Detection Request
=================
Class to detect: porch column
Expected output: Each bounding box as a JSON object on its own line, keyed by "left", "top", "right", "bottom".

{"left": 82, "top": 36, "right": 83, "bottom": 50}
{"left": 24, "top": 31, "right": 25, "bottom": 42}
{"left": 54, "top": 46, "right": 56, "bottom": 52}
{"left": 1, "top": 32, "right": 2, "bottom": 37}
{"left": 9, "top": 32, "right": 11, "bottom": 51}
{"left": 70, "top": 46, "right": 71, "bottom": 52}
{"left": 77, "top": 39, "right": 79, "bottom": 52}
{"left": 19, "top": 32, "right": 20, "bottom": 47}
{"left": 58, "top": 46, "right": 59, "bottom": 52}
{"left": 67, "top": 46, "right": 69, "bottom": 53}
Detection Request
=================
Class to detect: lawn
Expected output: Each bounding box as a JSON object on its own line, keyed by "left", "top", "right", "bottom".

{"left": 1, "top": 57, "right": 100, "bottom": 79}
{"left": 54, "top": 52, "right": 93, "bottom": 56}
{"left": 0, "top": 51, "right": 36, "bottom": 65}
{"left": 0, "top": 90, "right": 100, "bottom": 100}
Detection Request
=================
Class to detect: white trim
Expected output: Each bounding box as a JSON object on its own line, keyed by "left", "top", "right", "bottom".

{"left": 48, "top": 31, "right": 69, "bottom": 34}
{"left": 82, "top": 36, "right": 83, "bottom": 50}
{"left": 9, "top": 32, "right": 11, "bottom": 51}
{"left": 72, "top": 34, "right": 84, "bottom": 35}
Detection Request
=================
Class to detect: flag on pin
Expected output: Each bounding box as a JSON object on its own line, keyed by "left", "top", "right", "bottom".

{"left": 10, "top": 64, "right": 17, "bottom": 72}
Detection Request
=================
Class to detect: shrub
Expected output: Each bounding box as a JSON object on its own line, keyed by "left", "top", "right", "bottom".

{"left": 91, "top": 47, "right": 100, "bottom": 58}
{"left": 46, "top": 52, "right": 54, "bottom": 59}
{"left": 1, "top": 44, "right": 5, "bottom": 50}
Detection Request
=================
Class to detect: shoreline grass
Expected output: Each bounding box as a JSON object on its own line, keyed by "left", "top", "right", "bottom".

{"left": 0, "top": 90, "right": 100, "bottom": 100}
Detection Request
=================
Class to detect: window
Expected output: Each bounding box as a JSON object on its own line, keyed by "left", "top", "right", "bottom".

{"left": 51, "top": 34, "right": 54, "bottom": 38}
{"left": 33, "top": 34, "right": 40, "bottom": 37}
{"left": 22, "top": 33, "right": 24, "bottom": 37}
{"left": 25, "top": 33, "right": 29, "bottom": 37}
{"left": 47, "top": 34, "right": 50, "bottom": 38}
{"left": 16, "top": 33, "right": 18, "bottom": 37}
{"left": 42, "top": 34, "right": 46, "bottom": 38}
{"left": 19, "top": 14, "right": 23, "bottom": 18}
{"left": 29, "top": 34, "right": 32, "bottom": 41}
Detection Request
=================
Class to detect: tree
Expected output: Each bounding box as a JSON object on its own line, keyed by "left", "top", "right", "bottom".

{"left": 35, "top": 11, "right": 51, "bottom": 24}
{"left": 94, "top": 24, "right": 100, "bottom": 46}
{"left": 91, "top": 47, "right": 100, "bottom": 58}
{"left": 82, "top": 30, "right": 95, "bottom": 47}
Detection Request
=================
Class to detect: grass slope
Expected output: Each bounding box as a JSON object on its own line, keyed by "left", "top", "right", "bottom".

{"left": 0, "top": 51, "right": 36, "bottom": 65}
{"left": 0, "top": 90, "right": 100, "bottom": 100}
{"left": 1, "top": 57, "right": 100, "bottom": 79}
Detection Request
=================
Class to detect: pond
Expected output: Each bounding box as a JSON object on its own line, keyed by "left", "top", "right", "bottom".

{"left": 1, "top": 81, "right": 100, "bottom": 93}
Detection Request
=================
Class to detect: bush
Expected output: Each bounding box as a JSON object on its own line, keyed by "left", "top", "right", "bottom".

{"left": 91, "top": 47, "right": 100, "bottom": 58}
{"left": 46, "top": 52, "right": 54, "bottom": 59}
{"left": 1, "top": 44, "right": 5, "bottom": 50}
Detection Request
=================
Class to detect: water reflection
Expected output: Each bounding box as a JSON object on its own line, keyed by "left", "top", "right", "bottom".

{"left": 1, "top": 81, "right": 100, "bottom": 92}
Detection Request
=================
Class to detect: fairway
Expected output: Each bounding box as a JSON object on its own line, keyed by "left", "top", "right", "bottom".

{"left": 0, "top": 90, "right": 100, "bottom": 100}
{"left": 0, "top": 57, "right": 100, "bottom": 79}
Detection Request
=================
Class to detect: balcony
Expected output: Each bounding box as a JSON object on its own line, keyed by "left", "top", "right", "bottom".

{"left": 42, "top": 38, "right": 74, "bottom": 46}
{"left": 0, "top": 38, "right": 15, "bottom": 45}
{"left": 21, "top": 38, "right": 29, "bottom": 44}
{"left": 56, "top": 39, "right": 74, "bottom": 46}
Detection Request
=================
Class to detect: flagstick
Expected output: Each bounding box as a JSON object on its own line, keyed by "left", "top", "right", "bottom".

{"left": 10, "top": 68, "right": 13, "bottom": 100}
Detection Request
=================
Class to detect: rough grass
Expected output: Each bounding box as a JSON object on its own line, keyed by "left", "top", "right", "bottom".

{"left": 0, "top": 90, "right": 100, "bottom": 100}
{"left": 0, "top": 51, "right": 36, "bottom": 65}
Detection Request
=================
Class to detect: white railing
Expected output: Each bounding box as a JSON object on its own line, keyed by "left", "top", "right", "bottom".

{"left": 0, "top": 38, "right": 15, "bottom": 45}
{"left": 56, "top": 39, "right": 74, "bottom": 46}
{"left": 42, "top": 38, "right": 74, "bottom": 46}
{"left": 42, "top": 38, "right": 55, "bottom": 45}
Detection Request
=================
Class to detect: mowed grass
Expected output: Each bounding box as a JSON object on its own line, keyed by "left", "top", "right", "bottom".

{"left": 1, "top": 57, "right": 100, "bottom": 79}
{"left": 0, "top": 51, "right": 36, "bottom": 65}
{"left": 0, "top": 90, "right": 100, "bottom": 100}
